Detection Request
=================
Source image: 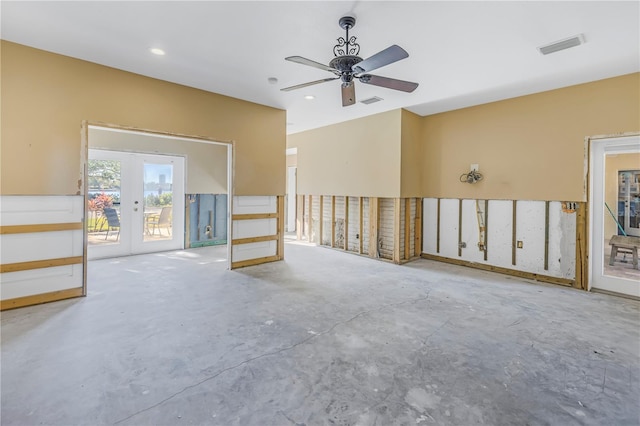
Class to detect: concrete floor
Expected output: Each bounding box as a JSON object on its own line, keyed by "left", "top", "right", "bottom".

{"left": 2, "top": 242, "right": 639, "bottom": 426}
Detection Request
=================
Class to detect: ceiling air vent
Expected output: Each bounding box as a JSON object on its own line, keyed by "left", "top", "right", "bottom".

{"left": 538, "top": 34, "right": 585, "bottom": 55}
{"left": 360, "top": 96, "right": 383, "bottom": 105}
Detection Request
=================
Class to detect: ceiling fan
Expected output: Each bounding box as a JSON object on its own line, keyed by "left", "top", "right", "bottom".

{"left": 281, "top": 16, "right": 419, "bottom": 107}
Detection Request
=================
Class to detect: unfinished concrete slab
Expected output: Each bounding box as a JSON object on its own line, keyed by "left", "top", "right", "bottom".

{"left": 2, "top": 242, "right": 639, "bottom": 425}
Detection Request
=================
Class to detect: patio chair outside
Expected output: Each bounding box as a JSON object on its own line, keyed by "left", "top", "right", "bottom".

{"left": 103, "top": 207, "right": 120, "bottom": 240}
{"left": 147, "top": 206, "right": 172, "bottom": 236}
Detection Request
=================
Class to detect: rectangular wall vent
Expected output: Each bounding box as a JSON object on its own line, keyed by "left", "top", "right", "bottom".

{"left": 360, "top": 96, "right": 383, "bottom": 105}
{"left": 538, "top": 34, "right": 585, "bottom": 55}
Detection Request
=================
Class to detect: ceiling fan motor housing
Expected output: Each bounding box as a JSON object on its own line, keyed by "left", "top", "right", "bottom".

{"left": 329, "top": 55, "right": 363, "bottom": 74}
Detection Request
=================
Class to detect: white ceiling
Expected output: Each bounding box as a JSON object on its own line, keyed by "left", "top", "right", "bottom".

{"left": 2, "top": 1, "right": 638, "bottom": 135}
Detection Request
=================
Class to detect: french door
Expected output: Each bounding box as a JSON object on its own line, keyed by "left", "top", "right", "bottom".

{"left": 87, "top": 149, "right": 185, "bottom": 260}
{"left": 590, "top": 135, "right": 640, "bottom": 297}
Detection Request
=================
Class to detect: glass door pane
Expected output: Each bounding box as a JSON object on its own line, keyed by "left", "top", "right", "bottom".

{"left": 143, "top": 162, "right": 174, "bottom": 243}
{"left": 88, "top": 158, "right": 122, "bottom": 246}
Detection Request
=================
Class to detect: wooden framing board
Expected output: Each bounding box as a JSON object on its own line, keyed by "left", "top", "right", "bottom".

{"left": 483, "top": 200, "right": 489, "bottom": 262}
{"left": 512, "top": 200, "right": 517, "bottom": 266}
{"left": 544, "top": 201, "right": 550, "bottom": 271}
{"left": 277, "top": 195, "right": 285, "bottom": 260}
{"left": 319, "top": 195, "right": 324, "bottom": 246}
{"left": 232, "top": 255, "right": 280, "bottom": 269}
{"left": 404, "top": 198, "right": 411, "bottom": 260}
{"left": 393, "top": 198, "right": 402, "bottom": 263}
{"left": 1, "top": 256, "right": 84, "bottom": 273}
{"left": 0, "top": 222, "right": 83, "bottom": 234}
{"left": 458, "top": 199, "right": 463, "bottom": 257}
{"left": 331, "top": 195, "right": 336, "bottom": 248}
{"left": 308, "top": 195, "right": 313, "bottom": 243}
{"left": 232, "top": 234, "right": 279, "bottom": 245}
{"left": 1, "top": 287, "right": 84, "bottom": 311}
{"left": 421, "top": 253, "right": 574, "bottom": 287}
{"left": 358, "top": 197, "right": 363, "bottom": 254}
{"left": 415, "top": 198, "right": 422, "bottom": 257}
{"left": 574, "top": 201, "right": 588, "bottom": 290}
{"left": 344, "top": 196, "right": 349, "bottom": 251}
{"left": 436, "top": 198, "right": 441, "bottom": 254}
{"left": 296, "top": 194, "right": 304, "bottom": 241}
{"left": 368, "top": 197, "right": 379, "bottom": 258}
{"left": 232, "top": 213, "right": 278, "bottom": 220}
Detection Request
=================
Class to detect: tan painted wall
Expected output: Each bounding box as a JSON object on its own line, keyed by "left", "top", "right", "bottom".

{"left": 400, "top": 109, "right": 423, "bottom": 198}
{"left": 422, "top": 73, "right": 640, "bottom": 201}
{"left": 0, "top": 41, "right": 286, "bottom": 196}
{"left": 89, "top": 128, "right": 229, "bottom": 194}
{"left": 289, "top": 110, "right": 402, "bottom": 197}
{"left": 604, "top": 153, "right": 640, "bottom": 239}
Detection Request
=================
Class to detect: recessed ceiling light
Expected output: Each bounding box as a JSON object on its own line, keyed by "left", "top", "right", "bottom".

{"left": 150, "top": 48, "right": 165, "bottom": 56}
{"left": 304, "top": 95, "right": 315, "bottom": 100}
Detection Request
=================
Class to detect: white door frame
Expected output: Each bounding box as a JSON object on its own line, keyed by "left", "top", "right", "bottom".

{"left": 588, "top": 133, "right": 640, "bottom": 297}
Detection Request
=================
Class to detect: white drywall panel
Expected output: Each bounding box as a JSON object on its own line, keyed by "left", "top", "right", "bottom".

{"left": 548, "top": 202, "right": 576, "bottom": 279}
{"left": 0, "top": 195, "right": 84, "bottom": 301}
{"left": 232, "top": 241, "right": 277, "bottom": 262}
{"left": 439, "top": 199, "right": 460, "bottom": 259}
{"left": 1, "top": 230, "right": 83, "bottom": 264}
{"left": 232, "top": 196, "right": 278, "bottom": 263}
{"left": 232, "top": 219, "right": 277, "bottom": 239}
{"left": 232, "top": 196, "right": 277, "bottom": 214}
{"left": 486, "top": 200, "right": 514, "bottom": 269}
{"left": 1, "top": 265, "right": 83, "bottom": 300}
{"left": 459, "top": 199, "right": 486, "bottom": 263}
{"left": 0, "top": 195, "right": 83, "bottom": 225}
{"left": 515, "top": 201, "right": 546, "bottom": 274}
{"left": 422, "top": 198, "right": 438, "bottom": 254}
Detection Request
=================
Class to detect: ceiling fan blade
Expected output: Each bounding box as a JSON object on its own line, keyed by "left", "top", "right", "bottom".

{"left": 358, "top": 74, "right": 419, "bottom": 92}
{"left": 342, "top": 82, "right": 356, "bottom": 107}
{"left": 285, "top": 56, "right": 338, "bottom": 73}
{"left": 352, "top": 45, "right": 409, "bottom": 74}
{"left": 281, "top": 77, "right": 339, "bottom": 92}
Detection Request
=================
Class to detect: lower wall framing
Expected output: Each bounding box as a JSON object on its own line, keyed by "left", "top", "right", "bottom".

{"left": 298, "top": 195, "right": 422, "bottom": 264}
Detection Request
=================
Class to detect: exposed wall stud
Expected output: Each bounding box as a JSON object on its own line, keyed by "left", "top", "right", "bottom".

{"left": 344, "top": 196, "right": 349, "bottom": 251}
{"left": 393, "top": 198, "right": 401, "bottom": 263}
{"left": 277, "top": 195, "right": 285, "bottom": 259}
{"left": 544, "top": 201, "right": 550, "bottom": 270}
{"left": 484, "top": 200, "right": 489, "bottom": 261}
{"left": 308, "top": 195, "right": 313, "bottom": 243}
{"left": 369, "top": 197, "right": 379, "bottom": 258}
{"left": 404, "top": 198, "right": 411, "bottom": 260}
{"left": 359, "top": 197, "right": 363, "bottom": 254}
{"left": 296, "top": 194, "right": 304, "bottom": 240}
{"left": 414, "top": 198, "right": 423, "bottom": 257}
{"left": 458, "top": 198, "right": 463, "bottom": 257}
{"left": 512, "top": 200, "right": 517, "bottom": 266}
{"left": 331, "top": 195, "right": 336, "bottom": 248}
{"left": 436, "top": 198, "right": 441, "bottom": 253}
{"left": 575, "top": 202, "right": 588, "bottom": 290}
{"left": 319, "top": 195, "right": 324, "bottom": 246}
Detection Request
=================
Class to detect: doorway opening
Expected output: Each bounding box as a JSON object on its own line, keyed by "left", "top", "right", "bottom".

{"left": 84, "top": 124, "right": 233, "bottom": 267}
{"left": 589, "top": 134, "right": 640, "bottom": 298}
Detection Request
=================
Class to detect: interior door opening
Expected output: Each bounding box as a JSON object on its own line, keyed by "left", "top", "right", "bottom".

{"left": 85, "top": 125, "right": 232, "bottom": 267}
{"left": 589, "top": 135, "right": 640, "bottom": 298}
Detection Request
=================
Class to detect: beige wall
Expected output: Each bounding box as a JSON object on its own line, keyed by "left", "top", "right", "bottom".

{"left": 89, "top": 128, "right": 229, "bottom": 194}
{"left": 289, "top": 110, "right": 402, "bottom": 197}
{"left": 422, "top": 73, "right": 640, "bottom": 201}
{"left": 604, "top": 153, "right": 640, "bottom": 238}
{"left": 0, "top": 41, "right": 286, "bottom": 196}
{"left": 400, "top": 109, "right": 423, "bottom": 198}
